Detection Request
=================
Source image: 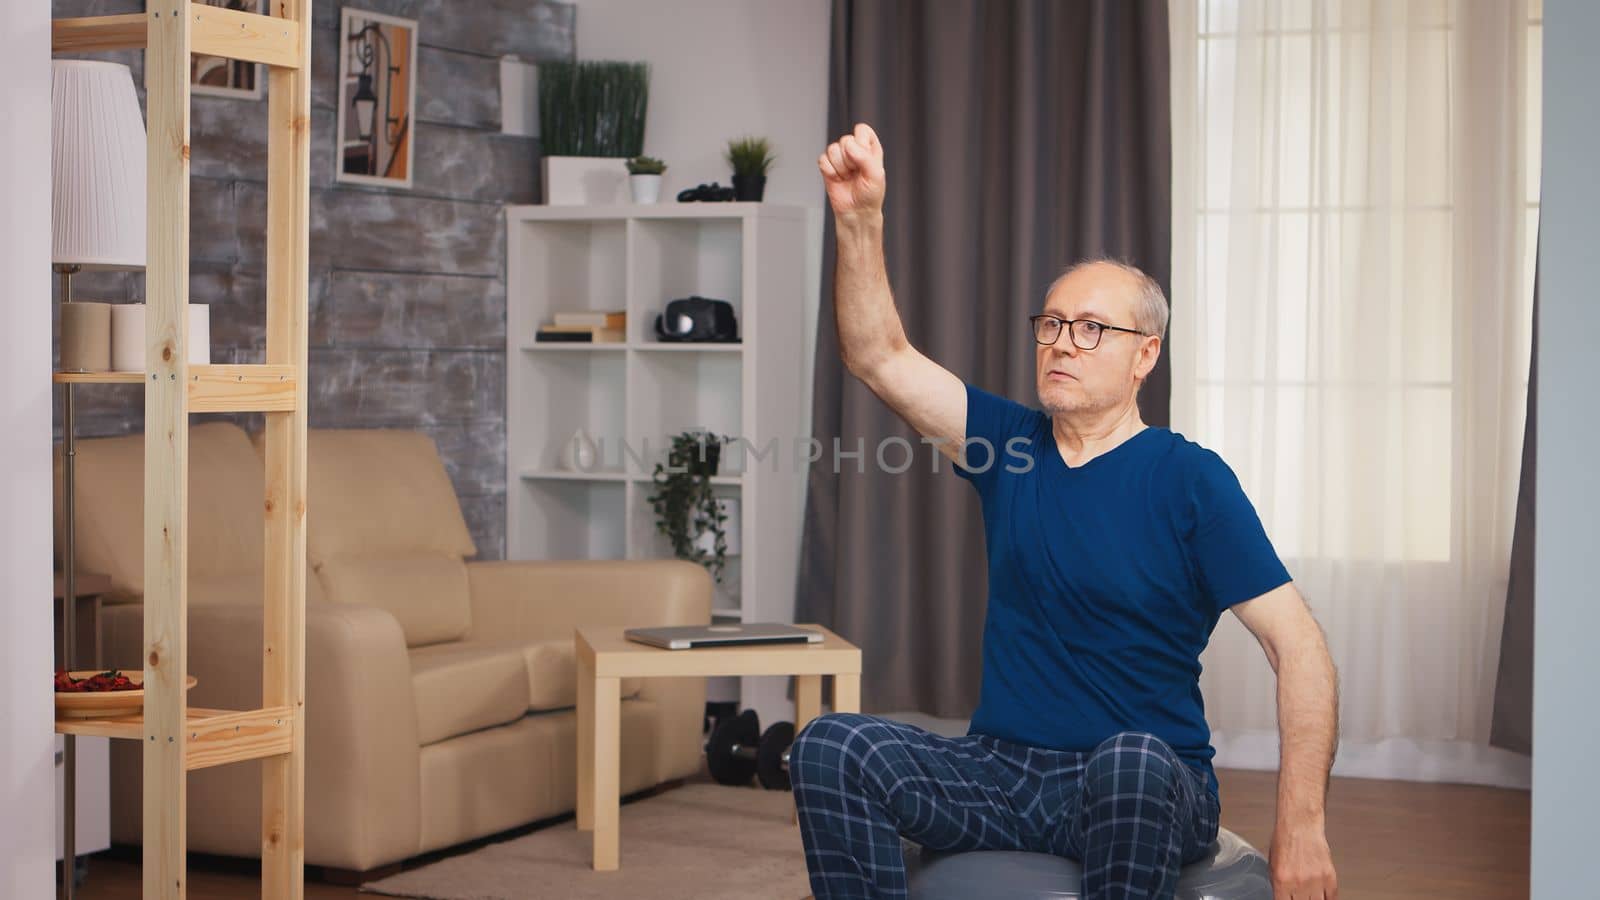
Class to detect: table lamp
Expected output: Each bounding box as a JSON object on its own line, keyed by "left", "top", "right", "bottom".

{"left": 52, "top": 60, "right": 146, "bottom": 372}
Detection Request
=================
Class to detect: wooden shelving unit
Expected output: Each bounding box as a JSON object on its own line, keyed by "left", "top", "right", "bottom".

{"left": 51, "top": 2, "right": 311, "bottom": 898}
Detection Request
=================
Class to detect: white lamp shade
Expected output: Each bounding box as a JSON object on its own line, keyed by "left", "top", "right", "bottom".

{"left": 52, "top": 60, "right": 146, "bottom": 270}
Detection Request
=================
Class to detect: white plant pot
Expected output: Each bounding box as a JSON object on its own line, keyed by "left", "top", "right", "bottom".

{"left": 541, "top": 156, "right": 631, "bottom": 205}
{"left": 629, "top": 173, "right": 662, "bottom": 204}
{"left": 693, "top": 498, "right": 741, "bottom": 557}
{"left": 110, "top": 302, "right": 211, "bottom": 372}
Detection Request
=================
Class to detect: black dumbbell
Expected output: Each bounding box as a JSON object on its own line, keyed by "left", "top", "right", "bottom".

{"left": 705, "top": 710, "right": 798, "bottom": 790}
{"left": 755, "top": 720, "right": 796, "bottom": 790}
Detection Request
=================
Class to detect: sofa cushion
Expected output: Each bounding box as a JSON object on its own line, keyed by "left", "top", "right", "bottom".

{"left": 522, "top": 640, "right": 642, "bottom": 712}
{"left": 319, "top": 554, "right": 471, "bottom": 648}
{"left": 301, "top": 429, "right": 477, "bottom": 564}
{"left": 58, "top": 422, "right": 265, "bottom": 604}
{"left": 409, "top": 641, "right": 531, "bottom": 746}
{"left": 416, "top": 699, "right": 664, "bottom": 854}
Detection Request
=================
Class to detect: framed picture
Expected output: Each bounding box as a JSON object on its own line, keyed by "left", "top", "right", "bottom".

{"left": 335, "top": 8, "right": 418, "bottom": 189}
{"left": 191, "top": 0, "right": 266, "bottom": 99}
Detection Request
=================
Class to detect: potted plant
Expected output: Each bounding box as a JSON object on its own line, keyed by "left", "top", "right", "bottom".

{"left": 627, "top": 155, "right": 667, "bottom": 203}
{"left": 536, "top": 60, "right": 650, "bottom": 204}
{"left": 725, "top": 136, "right": 776, "bottom": 202}
{"left": 647, "top": 431, "right": 735, "bottom": 582}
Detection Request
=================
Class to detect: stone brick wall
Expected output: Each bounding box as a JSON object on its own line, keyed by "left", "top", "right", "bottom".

{"left": 52, "top": 0, "right": 575, "bottom": 559}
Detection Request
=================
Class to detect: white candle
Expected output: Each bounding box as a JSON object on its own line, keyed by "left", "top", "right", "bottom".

{"left": 110, "top": 302, "right": 213, "bottom": 371}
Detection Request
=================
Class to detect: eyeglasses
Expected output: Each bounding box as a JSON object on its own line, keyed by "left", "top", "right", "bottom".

{"left": 1029, "top": 315, "right": 1147, "bottom": 350}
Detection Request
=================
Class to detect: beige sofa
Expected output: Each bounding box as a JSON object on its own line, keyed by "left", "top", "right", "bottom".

{"left": 59, "top": 422, "right": 709, "bottom": 872}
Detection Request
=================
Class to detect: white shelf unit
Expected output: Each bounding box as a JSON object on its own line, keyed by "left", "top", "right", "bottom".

{"left": 505, "top": 205, "right": 810, "bottom": 697}
{"left": 55, "top": 734, "right": 109, "bottom": 862}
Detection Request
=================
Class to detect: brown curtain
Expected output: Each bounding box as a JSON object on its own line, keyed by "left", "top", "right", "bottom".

{"left": 797, "top": 0, "right": 1172, "bottom": 716}
{"left": 1491, "top": 252, "right": 1537, "bottom": 755}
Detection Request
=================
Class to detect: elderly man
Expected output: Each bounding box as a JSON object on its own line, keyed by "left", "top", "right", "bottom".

{"left": 790, "top": 122, "right": 1341, "bottom": 900}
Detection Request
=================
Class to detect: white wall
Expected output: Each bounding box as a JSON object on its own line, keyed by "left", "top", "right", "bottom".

{"left": 572, "top": 0, "right": 832, "bottom": 447}
{"left": 573, "top": 0, "right": 830, "bottom": 210}
{"left": 0, "top": 0, "right": 60, "bottom": 896}
{"left": 1532, "top": 2, "right": 1600, "bottom": 897}
{"left": 572, "top": 0, "right": 831, "bottom": 723}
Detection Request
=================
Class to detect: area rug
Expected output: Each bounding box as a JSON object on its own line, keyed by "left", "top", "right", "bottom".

{"left": 361, "top": 783, "right": 813, "bottom": 900}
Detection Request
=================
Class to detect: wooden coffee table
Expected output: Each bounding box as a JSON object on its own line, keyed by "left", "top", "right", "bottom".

{"left": 575, "top": 624, "right": 862, "bottom": 871}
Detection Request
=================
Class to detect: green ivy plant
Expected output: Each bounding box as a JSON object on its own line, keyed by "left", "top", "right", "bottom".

{"left": 648, "top": 431, "right": 733, "bottom": 582}
{"left": 627, "top": 155, "right": 667, "bottom": 175}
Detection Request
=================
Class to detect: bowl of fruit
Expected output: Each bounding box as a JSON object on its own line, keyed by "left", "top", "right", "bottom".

{"left": 55, "top": 669, "right": 198, "bottom": 720}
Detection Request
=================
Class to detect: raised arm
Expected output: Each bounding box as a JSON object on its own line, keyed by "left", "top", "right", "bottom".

{"left": 820, "top": 123, "right": 966, "bottom": 463}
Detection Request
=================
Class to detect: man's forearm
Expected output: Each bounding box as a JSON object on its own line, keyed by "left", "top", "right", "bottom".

{"left": 833, "top": 211, "right": 908, "bottom": 374}
{"left": 1274, "top": 638, "right": 1338, "bottom": 828}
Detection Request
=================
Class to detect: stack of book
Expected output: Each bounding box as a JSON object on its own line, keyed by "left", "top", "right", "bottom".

{"left": 536, "top": 309, "right": 626, "bottom": 343}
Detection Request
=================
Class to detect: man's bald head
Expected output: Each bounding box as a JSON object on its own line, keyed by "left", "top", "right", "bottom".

{"left": 1045, "top": 259, "right": 1169, "bottom": 340}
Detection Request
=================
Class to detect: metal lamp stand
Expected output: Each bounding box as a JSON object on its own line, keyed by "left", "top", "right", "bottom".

{"left": 60, "top": 380, "right": 79, "bottom": 900}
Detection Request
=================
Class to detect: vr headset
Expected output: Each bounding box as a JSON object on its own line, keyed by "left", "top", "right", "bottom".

{"left": 654, "top": 296, "right": 740, "bottom": 343}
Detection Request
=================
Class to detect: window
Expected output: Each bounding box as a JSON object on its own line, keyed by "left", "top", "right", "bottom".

{"left": 1175, "top": 0, "right": 1541, "bottom": 564}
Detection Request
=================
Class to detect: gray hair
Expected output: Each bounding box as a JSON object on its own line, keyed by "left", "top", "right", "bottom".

{"left": 1047, "top": 258, "right": 1169, "bottom": 339}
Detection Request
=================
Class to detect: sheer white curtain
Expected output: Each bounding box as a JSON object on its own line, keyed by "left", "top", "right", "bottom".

{"left": 1170, "top": 0, "right": 1541, "bottom": 786}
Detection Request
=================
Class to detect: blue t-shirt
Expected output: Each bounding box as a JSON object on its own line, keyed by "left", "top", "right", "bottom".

{"left": 954, "top": 383, "right": 1291, "bottom": 797}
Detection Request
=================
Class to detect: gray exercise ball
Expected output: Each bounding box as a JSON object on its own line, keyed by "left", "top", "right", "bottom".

{"left": 903, "top": 828, "right": 1272, "bottom": 900}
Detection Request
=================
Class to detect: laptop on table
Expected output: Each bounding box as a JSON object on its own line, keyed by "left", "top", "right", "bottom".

{"left": 623, "top": 623, "right": 824, "bottom": 650}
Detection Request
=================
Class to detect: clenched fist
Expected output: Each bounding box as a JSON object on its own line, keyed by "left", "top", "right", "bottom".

{"left": 819, "top": 123, "right": 886, "bottom": 217}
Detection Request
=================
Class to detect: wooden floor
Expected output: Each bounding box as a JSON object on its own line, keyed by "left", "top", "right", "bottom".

{"left": 1216, "top": 769, "right": 1530, "bottom": 900}
{"left": 73, "top": 768, "right": 1529, "bottom": 899}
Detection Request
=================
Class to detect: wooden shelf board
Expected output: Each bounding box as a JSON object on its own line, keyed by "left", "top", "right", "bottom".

{"left": 185, "top": 705, "right": 295, "bottom": 770}
{"left": 55, "top": 705, "right": 296, "bottom": 770}
{"left": 54, "top": 5, "right": 304, "bottom": 69}
{"left": 57, "top": 706, "right": 231, "bottom": 740}
{"left": 188, "top": 364, "right": 298, "bottom": 412}
{"left": 53, "top": 371, "right": 144, "bottom": 384}
{"left": 55, "top": 365, "right": 300, "bottom": 413}
{"left": 190, "top": 3, "right": 302, "bottom": 69}
{"left": 52, "top": 12, "right": 146, "bottom": 53}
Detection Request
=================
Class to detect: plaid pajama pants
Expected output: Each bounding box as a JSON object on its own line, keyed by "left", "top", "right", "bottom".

{"left": 790, "top": 713, "right": 1221, "bottom": 900}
